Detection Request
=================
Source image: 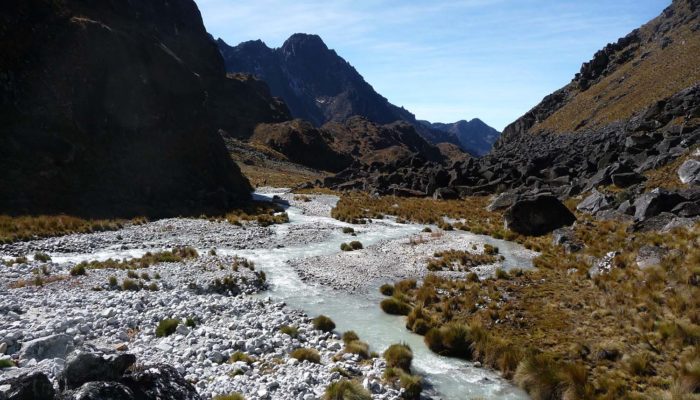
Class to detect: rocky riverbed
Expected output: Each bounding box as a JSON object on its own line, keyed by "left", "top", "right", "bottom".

{"left": 0, "top": 192, "right": 408, "bottom": 400}
{"left": 0, "top": 190, "right": 533, "bottom": 400}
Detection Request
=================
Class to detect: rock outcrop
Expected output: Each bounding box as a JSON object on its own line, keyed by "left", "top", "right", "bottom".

{"left": 504, "top": 195, "right": 576, "bottom": 236}
{"left": 0, "top": 0, "right": 289, "bottom": 218}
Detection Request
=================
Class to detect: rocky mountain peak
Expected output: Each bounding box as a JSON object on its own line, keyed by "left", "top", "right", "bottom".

{"left": 281, "top": 33, "right": 329, "bottom": 57}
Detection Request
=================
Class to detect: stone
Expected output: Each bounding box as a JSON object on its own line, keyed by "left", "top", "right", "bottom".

{"left": 0, "top": 343, "right": 7, "bottom": 355}
{"left": 504, "top": 195, "right": 576, "bottom": 236}
{"left": 671, "top": 201, "right": 700, "bottom": 217}
{"left": 577, "top": 189, "right": 612, "bottom": 214}
{"left": 678, "top": 159, "right": 700, "bottom": 185}
{"left": 486, "top": 192, "right": 518, "bottom": 211}
{"left": 18, "top": 334, "right": 73, "bottom": 362}
{"left": 59, "top": 352, "right": 136, "bottom": 390}
{"left": 633, "top": 188, "right": 685, "bottom": 221}
{"left": 121, "top": 365, "right": 201, "bottom": 400}
{"left": 636, "top": 246, "right": 666, "bottom": 270}
{"left": 3, "top": 373, "right": 55, "bottom": 400}
{"left": 611, "top": 172, "right": 646, "bottom": 188}
{"left": 63, "top": 381, "right": 134, "bottom": 400}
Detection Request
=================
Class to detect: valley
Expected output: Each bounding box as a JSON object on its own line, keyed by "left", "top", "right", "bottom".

{"left": 1, "top": 0, "right": 699, "bottom": 399}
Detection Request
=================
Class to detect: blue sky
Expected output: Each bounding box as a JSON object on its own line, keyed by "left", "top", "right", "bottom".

{"left": 198, "top": 0, "right": 669, "bottom": 131}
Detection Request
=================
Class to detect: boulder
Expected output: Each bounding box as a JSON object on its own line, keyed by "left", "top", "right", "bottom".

{"left": 59, "top": 353, "right": 136, "bottom": 390}
{"left": 486, "top": 192, "right": 518, "bottom": 211}
{"left": 432, "top": 187, "right": 459, "bottom": 200}
{"left": 636, "top": 246, "right": 666, "bottom": 270}
{"left": 678, "top": 159, "right": 700, "bottom": 185}
{"left": 121, "top": 365, "right": 201, "bottom": 400}
{"left": 611, "top": 172, "right": 646, "bottom": 188}
{"left": 60, "top": 382, "right": 134, "bottom": 400}
{"left": 633, "top": 188, "right": 686, "bottom": 221}
{"left": 504, "top": 195, "right": 576, "bottom": 236}
{"left": 18, "top": 334, "right": 73, "bottom": 363}
{"left": 577, "top": 189, "right": 612, "bottom": 214}
{"left": 671, "top": 201, "right": 700, "bottom": 217}
{"left": 2, "top": 372, "right": 55, "bottom": 400}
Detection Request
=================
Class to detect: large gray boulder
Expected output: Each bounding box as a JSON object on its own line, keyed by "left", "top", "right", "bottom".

{"left": 2, "top": 372, "right": 55, "bottom": 400}
{"left": 59, "top": 353, "right": 136, "bottom": 390}
{"left": 504, "top": 195, "right": 576, "bottom": 236}
{"left": 577, "top": 189, "right": 612, "bottom": 214}
{"left": 678, "top": 159, "right": 700, "bottom": 185}
{"left": 633, "top": 188, "right": 685, "bottom": 221}
{"left": 18, "top": 334, "right": 73, "bottom": 363}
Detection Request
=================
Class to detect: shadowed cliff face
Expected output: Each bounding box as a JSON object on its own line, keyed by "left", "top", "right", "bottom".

{"left": 0, "top": 0, "right": 288, "bottom": 218}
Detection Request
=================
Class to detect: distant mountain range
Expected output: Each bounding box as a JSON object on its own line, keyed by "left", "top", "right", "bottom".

{"left": 217, "top": 34, "right": 500, "bottom": 156}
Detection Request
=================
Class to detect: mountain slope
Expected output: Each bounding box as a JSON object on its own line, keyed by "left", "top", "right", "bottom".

{"left": 0, "top": 0, "right": 288, "bottom": 217}
{"left": 217, "top": 34, "right": 415, "bottom": 127}
{"left": 422, "top": 119, "right": 500, "bottom": 156}
{"left": 498, "top": 0, "right": 700, "bottom": 145}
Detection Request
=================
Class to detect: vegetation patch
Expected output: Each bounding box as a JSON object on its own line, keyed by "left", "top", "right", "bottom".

{"left": 290, "top": 348, "right": 321, "bottom": 364}
{"left": 74, "top": 247, "right": 198, "bottom": 272}
{"left": 340, "top": 241, "right": 363, "bottom": 251}
{"left": 0, "top": 215, "right": 146, "bottom": 244}
{"left": 323, "top": 379, "right": 371, "bottom": 400}
{"left": 384, "top": 210, "right": 700, "bottom": 398}
{"left": 383, "top": 343, "right": 413, "bottom": 371}
{"left": 426, "top": 249, "right": 500, "bottom": 272}
{"left": 313, "top": 315, "right": 336, "bottom": 332}
{"left": 155, "top": 318, "right": 180, "bottom": 338}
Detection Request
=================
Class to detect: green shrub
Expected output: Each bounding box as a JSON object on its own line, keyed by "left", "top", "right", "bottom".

{"left": 323, "top": 379, "right": 371, "bottom": 400}
{"left": 147, "top": 282, "right": 158, "bottom": 291}
{"left": 121, "top": 278, "right": 139, "bottom": 291}
{"left": 349, "top": 241, "right": 363, "bottom": 250}
{"left": 0, "top": 359, "right": 15, "bottom": 368}
{"left": 213, "top": 394, "right": 245, "bottom": 400}
{"left": 379, "top": 284, "right": 394, "bottom": 296}
{"left": 155, "top": 318, "right": 180, "bottom": 337}
{"left": 280, "top": 325, "right": 299, "bottom": 337}
{"left": 399, "top": 372, "right": 422, "bottom": 399}
{"left": 340, "top": 243, "right": 352, "bottom": 251}
{"left": 229, "top": 351, "right": 254, "bottom": 364}
{"left": 108, "top": 276, "right": 118, "bottom": 287}
{"left": 342, "top": 227, "right": 355, "bottom": 234}
{"left": 185, "top": 318, "right": 197, "bottom": 328}
{"left": 343, "top": 331, "right": 360, "bottom": 344}
{"left": 127, "top": 270, "right": 138, "bottom": 279}
{"left": 140, "top": 272, "right": 150, "bottom": 280}
{"left": 384, "top": 343, "right": 413, "bottom": 371}
{"left": 484, "top": 244, "right": 499, "bottom": 255}
{"left": 380, "top": 298, "right": 411, "bottom": 315}
{"left": 424, "top": 323, "right": 473, "bottom": 358}
{"left": 290, "top": 348, "right": 321, "bottom": 364}
{"left": 344, "top": 340, "right": 370, "bottom": 359}
{"left": 70, "top": 264, "right": 86, "bottom": 276}
{"left": 313, "top": 315, "right": 336, "bottom": 332}
{"left": 422, "top": 227, "right": 432, "bottom": 233}
{"left": 495, "top": 268, "right": 510, "bottom": 280}
{"left": 34, "top": 252, "right": 51, "bottom": 262}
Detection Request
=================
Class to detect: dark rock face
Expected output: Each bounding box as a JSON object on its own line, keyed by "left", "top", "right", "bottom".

{"left": 250, "top": 119, "right": 352, "bottom": 172}
{"left": 3, "top": 373, "right": 55, "bottom": 400}
{"left": 61, "top": 382, "right": 134, "bottom": 400}
{"left": 0, "top": 0, "right": 289, "bottom": 217}
{"left": 120, "top": 365, "right": 200, "bottom": 400}
{"left": 421, "top": 119, "right": 501, "bottom": 156}
{"left": 218, "top": 34, "right": 416, "bottom": 128}
{"left": 59, "top": 353, "right": 136, "bottom": 390}
{"left": 634, "top": 188, "right": 686, "bottom": 221}
{"left": 504, "top": 195, "right": 576, "bottom": 236}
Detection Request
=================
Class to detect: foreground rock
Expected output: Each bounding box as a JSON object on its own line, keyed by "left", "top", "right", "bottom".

{"left": 505, "top": 195, "right": 576, "bottom": 236}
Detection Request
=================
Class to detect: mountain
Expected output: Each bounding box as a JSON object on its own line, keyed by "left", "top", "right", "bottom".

{"left": 217, "top": 34, "right": 416, "bottom": 127}
{"left": 249, "top": 116, "right": 459, "bottom": 173}
{"left": 498, "top": 0, "right": 700, "bottom": 145}
{"left": 0, "top": 0, "right": 289, "bottom": 217}
{"left": 421, "top": 119, "right": 500, "bottom": 156}
{"left": 217, "top": 34, "right": 499, "bottom": 155}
